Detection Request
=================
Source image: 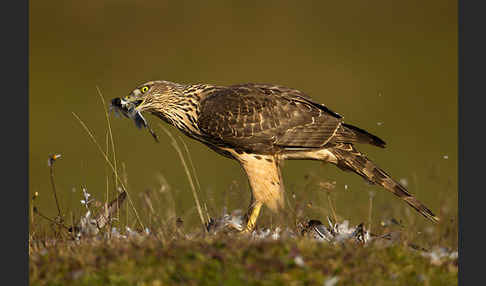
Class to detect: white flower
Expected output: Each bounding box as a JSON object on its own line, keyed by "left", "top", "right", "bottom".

{"left": 80, "top": 187, "right": 93, "bottom": 207}
{"left": 272, "top": 227, "right": 281, "bottom": 240}
{"left": 294, "top": 255, "right": 305, "bottom": 267}
{"left": 324, "top": 276, "right": 339, "bottom": 286}
{"left": 125, "top": 226, "right": 139, "bottom": 238}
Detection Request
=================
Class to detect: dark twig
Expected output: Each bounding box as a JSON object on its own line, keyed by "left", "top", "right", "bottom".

{"left": 33, "top": 207, "right": 69, "bottom": 231}
{"left": 48, "top": 154, "right": 63, "bottom": 222}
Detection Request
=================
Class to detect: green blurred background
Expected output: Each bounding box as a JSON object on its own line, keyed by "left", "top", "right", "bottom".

{"left": 30, "top": 0, "right": 457, "bottom": 232}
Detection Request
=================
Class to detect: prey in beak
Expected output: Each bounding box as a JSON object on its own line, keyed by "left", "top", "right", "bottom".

{"left": 110, "top": 96, "right": 159, "bottom": 143}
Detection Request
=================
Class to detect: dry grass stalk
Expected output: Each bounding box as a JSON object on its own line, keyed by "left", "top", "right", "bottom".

{"left": 72, "top": 112, "right": 144, "bottom": 230}
{"left": 105, "top": 131, "right": 110, "bottom": 206}
{"left": 154, "top": 174, "right": 178, "bottom": 239}
{"left": 368, "top": 191, "right": 375, "bottom": 234}
{"left": 179, "top": 135, "right": 212, "bottom": 223}
{"left": 179, "top": 135, "right": 202, "bottom": 193}
{"left": 319, "top": 181, "right": 339, "bottom": 223}
{"left": 96, "top": 86, "right": 119, "bottom": 190}
{"left": 160, "top": 125, "right": 207, "bottom": 229}
{"left": 33, "top": 207, "right": 70, "bottom": 232}
{"left": 48, "top": 154, "right": 63, "bottom": 221}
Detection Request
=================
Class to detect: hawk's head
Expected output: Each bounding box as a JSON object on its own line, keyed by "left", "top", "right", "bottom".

{"left": 110, "top": 80, "right": 186, "bottom": 128}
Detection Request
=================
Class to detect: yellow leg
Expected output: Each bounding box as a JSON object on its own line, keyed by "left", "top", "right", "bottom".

{"left": 242, "top": 201, "right": 263, "bottom": 233}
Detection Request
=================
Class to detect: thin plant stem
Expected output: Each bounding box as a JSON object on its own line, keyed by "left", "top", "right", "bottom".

{"left": 178, "top": 135, "right": 208, "bottom": 220}
{"left": 96, "top": 86, "right": 119, "bottom": 190}
{"left": 160, "top": 125, "right": 206, "bottom": 228}
{"left": 33, "top": 207, "right": 69, "bottom": 231}
{"left": 327, "top": 193, "right": 338, "bottom": 223}
{"left": 368, "top": 195, "right": 373, "bottom": 234}
{"left": 72, "top": 112, "right": 145, "bottom": 230}
{"left": 122, "top": 162, "right": 129, "bottom": 228}
{"left": 179, "top": 136, "right": 202, "bottom": 192}
{"left": 30, "top": 195, "right": 35, "bottom": 226}
{"left": 105, "top": 131, "right": 112, "bottom": 237}
{"left": 49, "top": 162, "right": 62, "bottom": 220}
{"left": 105, "top": 131, "right": 110, "bottom": 206}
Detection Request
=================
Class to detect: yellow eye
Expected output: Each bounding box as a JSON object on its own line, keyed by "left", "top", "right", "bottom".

{"left": 140, "top": 86, "right": 149, "bottom": 93}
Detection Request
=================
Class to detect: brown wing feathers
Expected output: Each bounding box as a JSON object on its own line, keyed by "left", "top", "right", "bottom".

{"left": 198, "top": 84, "right": 343, "bottom": 152}
{"left": 333, "top": 123, "right": 386, "bottom": 148}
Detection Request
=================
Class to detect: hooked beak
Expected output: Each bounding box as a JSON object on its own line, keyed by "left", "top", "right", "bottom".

{"left": 110, "top": 91, "right": 145, "bottom": 115}
{"left": 111, "top": 92, "right": 144, "bottom": 109}
{"left": 110, "top": 94, "right": 148, "bottom": 129}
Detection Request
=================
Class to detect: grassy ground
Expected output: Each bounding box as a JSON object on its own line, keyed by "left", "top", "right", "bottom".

{"left": 29, "top": 151, "right": 458, "bottom": 286}
{"left": 29, "top": 233, "right": 457, "bottom": 286}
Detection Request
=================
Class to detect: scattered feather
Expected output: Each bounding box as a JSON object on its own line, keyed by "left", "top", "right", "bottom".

{"left": 324, "top": 276, "right": 340, "bottom": 286}
{"left": 420, "top": 247, "right": 458, "bottom": 266}
{"left": 294, "top": 255, "right": 305, "bottom": 267}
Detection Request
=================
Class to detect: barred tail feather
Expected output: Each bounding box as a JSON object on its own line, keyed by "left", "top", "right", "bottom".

{"left": 330, "top": 144, "right": 439, "bottom": 223}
